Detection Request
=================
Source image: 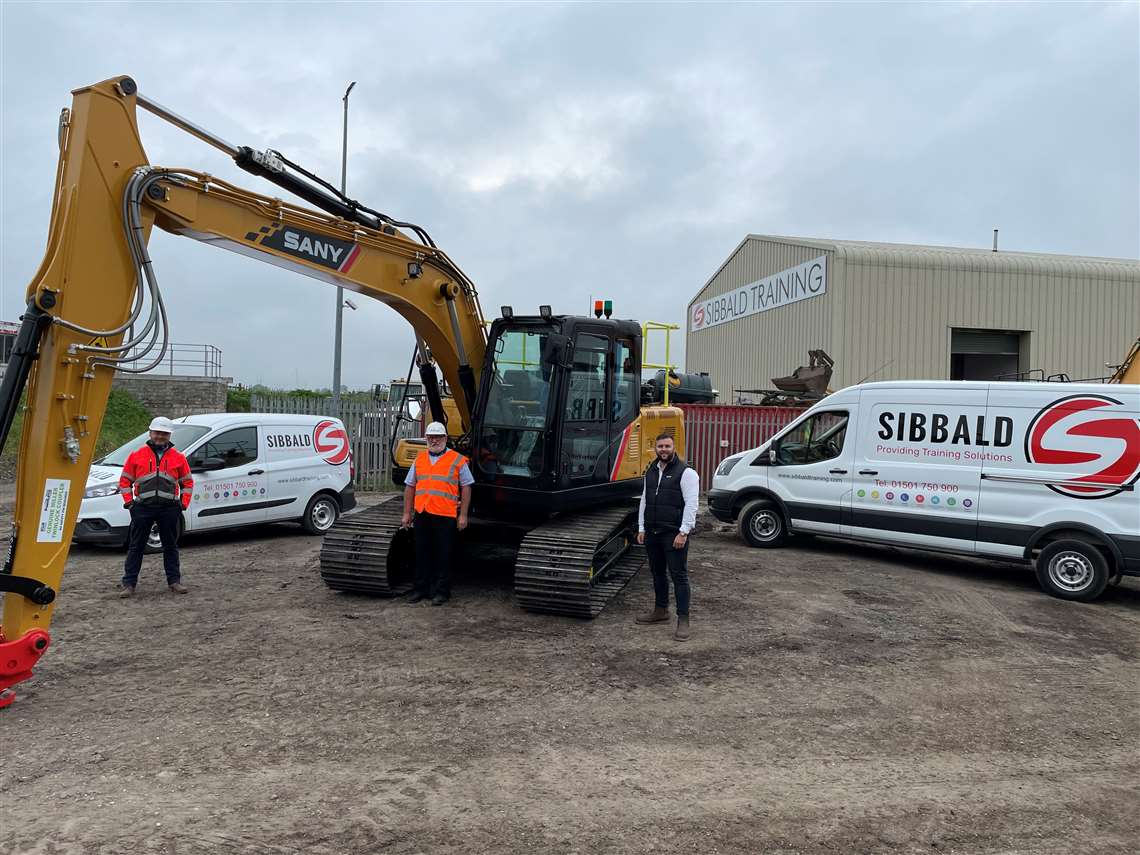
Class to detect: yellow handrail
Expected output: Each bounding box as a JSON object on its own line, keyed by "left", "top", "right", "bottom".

{"left": 642, "top": 320, "right": 680, "bottom": 406}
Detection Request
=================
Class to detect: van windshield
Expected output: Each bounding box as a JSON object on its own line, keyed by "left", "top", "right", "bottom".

{"left": 97, "top": 425, "right": 211, "bottom": 467}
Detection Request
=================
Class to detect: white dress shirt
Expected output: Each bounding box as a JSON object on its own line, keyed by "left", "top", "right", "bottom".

{"left": 638, "top": 460, "right": 700, "bottom": 535}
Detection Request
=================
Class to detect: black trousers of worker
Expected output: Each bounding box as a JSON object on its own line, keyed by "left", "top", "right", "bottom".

{"left": 413, "top": 511, "right": 456, "bottom": 599}
{"left": 645, "top": 530, "right": 691, "bottom": 617}
{"left": 122, "top": 503, "right": 182, "bottom": 586}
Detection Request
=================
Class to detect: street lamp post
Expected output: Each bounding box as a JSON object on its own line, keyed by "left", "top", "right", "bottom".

{"left": 331, "top": 80, "right": 356, "bottom": 414}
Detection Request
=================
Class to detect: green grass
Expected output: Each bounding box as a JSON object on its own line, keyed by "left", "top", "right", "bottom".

{"left": 0, "top": 388, "right": 153, "bottom": 478}
{"left": 95, "top": 389, "right": 153, "bottom": 457}
{"left": 226, "top": 386, "right": 252, "bottom": 413}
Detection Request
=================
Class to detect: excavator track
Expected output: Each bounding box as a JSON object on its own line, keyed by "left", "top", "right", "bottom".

{"left": 320, "top": 499, "right": 645, "bottom": 618}
{"left": 513, "top": 504, "right": 645, "bottom": 618}
{"left": 319, "top": 500, "right": 414, "bottom": 595}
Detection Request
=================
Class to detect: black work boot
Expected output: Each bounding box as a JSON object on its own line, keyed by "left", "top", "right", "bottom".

{"left": 636, "top": 606, "right": 670, "bottom": 624}
{"left": 674, "top": 615, "right": 691, "bottom": 642}
{"left": 407, "top": 591, "right": 427, "bottom": 604}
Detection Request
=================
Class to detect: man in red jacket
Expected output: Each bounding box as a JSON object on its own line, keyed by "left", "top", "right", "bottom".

{"left": 118, "top": 416, "right": 194, "bottom": 597}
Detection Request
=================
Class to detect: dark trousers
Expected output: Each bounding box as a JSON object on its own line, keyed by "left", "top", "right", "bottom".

{"left": 413, "top": 511, "right": 456, "bottom": 598}
{"left": 122, "top": 503, "right": 182, "bottom": 586}
{"left": 645, "top": 530, "right": 691, "bottom": 616}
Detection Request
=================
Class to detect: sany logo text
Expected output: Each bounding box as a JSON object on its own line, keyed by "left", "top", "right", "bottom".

{"left": 283, "top": 231, "right": 345, "bottom": 264}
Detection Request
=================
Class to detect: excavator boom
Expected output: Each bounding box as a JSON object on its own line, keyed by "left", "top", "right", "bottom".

{"left": 0, "top": 76, "right": 486, "bottom": 704}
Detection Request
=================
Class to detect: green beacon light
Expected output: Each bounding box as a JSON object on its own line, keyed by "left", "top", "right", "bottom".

{"left": 603, "top": 300, "right": 613, "bottom": 319}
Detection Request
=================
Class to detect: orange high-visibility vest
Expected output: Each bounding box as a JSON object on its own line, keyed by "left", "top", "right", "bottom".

{"left": 413, "top": 449, "right": 468, "bottom": 517}
{"left": 119, "top": 444, "right": 194, "bottom": 510}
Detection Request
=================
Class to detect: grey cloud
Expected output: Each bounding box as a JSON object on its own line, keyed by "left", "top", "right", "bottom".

{"left": 2, "top": 1, "right": 1136, "bottom": 388}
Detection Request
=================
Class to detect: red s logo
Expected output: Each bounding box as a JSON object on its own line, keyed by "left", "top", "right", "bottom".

{"left": 693, "top": 305, "right": 705, "bottom": 329}
{"left": 1025, "top": 395, "right": 1140, "bottom": 499}
{"left": 313, "top": 419, "right": 350, "bottom": 466}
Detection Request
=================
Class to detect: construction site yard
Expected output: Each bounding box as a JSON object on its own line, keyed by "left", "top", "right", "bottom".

{"left": 2, "top": 491, "right": 1137, "bottom": 855}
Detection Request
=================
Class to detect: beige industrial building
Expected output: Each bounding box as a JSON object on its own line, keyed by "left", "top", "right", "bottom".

{"left": 686, "top": 235, "right": 1140, "bottom": 400}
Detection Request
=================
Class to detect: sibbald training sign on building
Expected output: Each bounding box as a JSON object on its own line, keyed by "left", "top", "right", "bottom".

{"left": 690, "top": 255, "right": 827, "bottom": 332}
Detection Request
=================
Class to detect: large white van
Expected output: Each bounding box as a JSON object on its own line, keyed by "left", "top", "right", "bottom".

{"left": 74, "top": 413, "right": 355, "bottom": 550}
{"left": 708, "top": 381, "right": 1140, "bottom": 601}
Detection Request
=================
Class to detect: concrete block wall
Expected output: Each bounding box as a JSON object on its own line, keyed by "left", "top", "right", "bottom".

{"left": 111, "top": 374, "right": 232, "bottom": 419}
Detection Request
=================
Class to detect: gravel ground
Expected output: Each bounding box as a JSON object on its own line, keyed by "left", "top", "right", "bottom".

{"left": 2, "top": 491, "right": 1138, "bottom": 854}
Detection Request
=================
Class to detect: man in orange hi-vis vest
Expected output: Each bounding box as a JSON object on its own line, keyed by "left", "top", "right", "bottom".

{"left": 401, "top": 421, "right": 473, "bottom": 605}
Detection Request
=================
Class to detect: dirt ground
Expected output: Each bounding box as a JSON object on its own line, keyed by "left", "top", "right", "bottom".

{"left": 1, "top": 489, "right": 1137, "bottom": 855}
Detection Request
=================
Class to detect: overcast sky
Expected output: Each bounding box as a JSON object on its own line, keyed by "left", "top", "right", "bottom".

{"left": 2, "top": 1, "right": 1137, "bottom": 390}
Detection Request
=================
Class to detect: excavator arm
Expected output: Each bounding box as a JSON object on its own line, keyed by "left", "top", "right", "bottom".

{"left": 0, "top": 76, "right": 486, "bottom": 705}
{"left": 1109, "top": 338, "right": 1140, "bottom": 384}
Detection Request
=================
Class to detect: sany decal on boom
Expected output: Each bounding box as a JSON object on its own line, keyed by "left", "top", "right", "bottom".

{"left": 243, "top": 224, "right": 361, "bottom": 274}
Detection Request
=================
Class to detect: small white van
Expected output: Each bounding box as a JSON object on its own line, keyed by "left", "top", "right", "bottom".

{"left": 709, "top": 381, "right": 1140, "bottom": 601}
{"left": 74, "top": 413, "right": 356, "bottom": 550}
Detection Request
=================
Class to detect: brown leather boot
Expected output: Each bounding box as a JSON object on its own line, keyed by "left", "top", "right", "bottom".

{"left": 674, "top": 615, "right": 691, "bottom": 642}
{"left": 168, "top": 582, "right": 189, "bottom": 594}
{"left": 118, "top": 585, "right": 135, "bottom": 599}
{"left": 636, "top": 606, "right": 670, "bottom": 624}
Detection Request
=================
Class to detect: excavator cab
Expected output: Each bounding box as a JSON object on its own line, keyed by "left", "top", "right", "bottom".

{"left": 468, "top": 314, "right": 644, "bottom": 518}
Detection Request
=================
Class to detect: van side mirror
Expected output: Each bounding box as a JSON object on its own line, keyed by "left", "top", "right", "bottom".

{"left": 768, "top": 447, "right": 778, "bottom": 466}
{"left": 542, "top": 333, "right": 569, "bottom": 366}
{"left": 191, "top": 457, "right": 226, "bottom": 473}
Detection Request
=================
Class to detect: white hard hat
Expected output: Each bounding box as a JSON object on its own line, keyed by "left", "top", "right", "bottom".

{"left": 149, "top": 416, "right": 176, "bottom": 433}
{"left": 424, "top": 421, "right": 447, "bottom": 437}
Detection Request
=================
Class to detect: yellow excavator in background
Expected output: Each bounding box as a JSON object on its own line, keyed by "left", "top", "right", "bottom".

{"left": 0, "top": 76, "right": 685, "bottom": 706}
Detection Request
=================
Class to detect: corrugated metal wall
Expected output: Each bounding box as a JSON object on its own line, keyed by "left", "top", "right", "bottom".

{"left": 678, "top": 404, "right": 800, "bottom": 488}
{"left": 685, "top": 238, "right": 842, "bottom": 399}
{"left": 686, "top": 236, "right": 1140, "bottom": 394}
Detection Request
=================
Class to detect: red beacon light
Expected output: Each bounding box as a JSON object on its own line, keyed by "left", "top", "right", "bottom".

{"left": 593, "top": 300, "right": 604, "bottom": 318}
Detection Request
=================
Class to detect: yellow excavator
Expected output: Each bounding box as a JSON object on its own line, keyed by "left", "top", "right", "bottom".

{"left": 0, "top": 76, "right": 684, "bottom": 706}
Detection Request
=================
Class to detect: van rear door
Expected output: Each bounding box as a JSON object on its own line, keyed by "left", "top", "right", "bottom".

{"left": 262, "top": 421, "right": 324, "bottom": 521}
{"left": 849, "top": 386, "right": 984, "bottom": 551}
{"left": 978, "top": 385, "right": 1140, "bottom": 559}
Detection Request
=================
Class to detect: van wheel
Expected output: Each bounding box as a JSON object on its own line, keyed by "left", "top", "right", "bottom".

{"left": 1035, "top": 540, "right": 1110, "bottom": 602}
{"left": 739, "top": 500, "right": 787, "bottom": 548}
{"left": 303, "top": 494, "right": 340, "bottom": 535}
{"left": 143, "top": 515, "right": 184, "bottom": 554}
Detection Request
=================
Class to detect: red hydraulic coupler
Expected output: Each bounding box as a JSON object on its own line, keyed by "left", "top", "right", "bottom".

{"left": 0, "top": 629, "right": 51, "bottom": 709}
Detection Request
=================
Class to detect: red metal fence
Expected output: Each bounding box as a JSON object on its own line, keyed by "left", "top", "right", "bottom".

{"left": 678, "top": 404, "right": 801, "bottom": 488}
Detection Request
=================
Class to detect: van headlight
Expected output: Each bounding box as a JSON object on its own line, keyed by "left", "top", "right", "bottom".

{"left": 84, "top": 484, "right": 119, "bottom": 499}
{"left": 715, "top": 456, "right": 742, "bottom": 477}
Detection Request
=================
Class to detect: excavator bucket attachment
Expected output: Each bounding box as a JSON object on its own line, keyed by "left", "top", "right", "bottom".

{"left": 770, "top": 349, "right": 834, "bottom": 397}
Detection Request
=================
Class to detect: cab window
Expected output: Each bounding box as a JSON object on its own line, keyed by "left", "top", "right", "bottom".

{"left": 772, "top": 411, "right": 848, "bottom": 465}
{"left": 565, "top": 335, "right": 609, "bottom": 422}
{"left": 478, "top": 327, "right": 554, "bottom": 477}
{"left": 613, "top": 339, "right": 638, "bottom": 424}
{"left": 189, "top": 427, "right": 259, "bottom": 469}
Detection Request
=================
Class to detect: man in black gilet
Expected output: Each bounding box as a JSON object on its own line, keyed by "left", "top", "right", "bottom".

{"left": 636, "top": 433, "right": 700, "bottom": 641}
